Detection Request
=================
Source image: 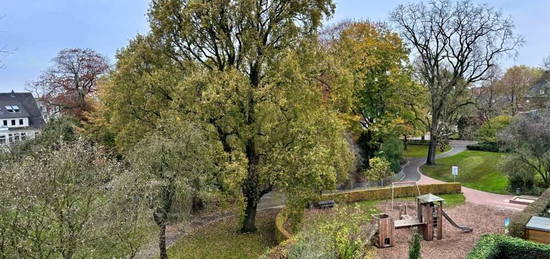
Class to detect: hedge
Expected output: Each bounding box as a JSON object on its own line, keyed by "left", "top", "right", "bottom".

{"left": 466, "top": 234, "right": 550, "bottom": 259}
{"left": 509, "top": 187, "right": 550, "bottom": 238}
{"left": 406, "top": 139, "right": 431, "bottom": 145}
{"left": 466, "top": 142, "right": 499, "bottom": 152}
{"left": 275, "top": 207, "right": 293, "bottom": 243}
{"left": 320, "top": 183, "right": 461, "bottom": 203}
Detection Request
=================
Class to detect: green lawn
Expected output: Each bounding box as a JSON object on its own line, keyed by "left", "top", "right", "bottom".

{"left": 403, "top": 144, "right": 452, "bottom": 158}
{"left": 421, "top": 151, "right": 509, "bottom": 194}
{"left": 166, "top": 210, "right": 276, "bottom": 259}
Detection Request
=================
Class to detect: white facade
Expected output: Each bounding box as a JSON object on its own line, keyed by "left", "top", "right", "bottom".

{"left": 0, "top": 92, "right": 45, "bottom": 146}
{"left": 0, "top": 116, "right": 40, "bottom": 145}
{"left": 0, "top": 128, "right": 40, "bottom": 145}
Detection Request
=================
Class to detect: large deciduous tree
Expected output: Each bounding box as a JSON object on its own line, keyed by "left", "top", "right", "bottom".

{"left": 324, "top": 21, "right": 421, "bottom": 170}
{"left": 31, "top": 48, "right": 110, "bottom": 120}
{"left": 95, "top": 0, "right": 354, "bottom": 233}
{"left": 391, "top": 0, "right": 523, "bottom": 164}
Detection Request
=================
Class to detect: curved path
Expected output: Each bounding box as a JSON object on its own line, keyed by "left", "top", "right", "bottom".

{"left": 402, "top": 140, "right": 527, "bottom": 211}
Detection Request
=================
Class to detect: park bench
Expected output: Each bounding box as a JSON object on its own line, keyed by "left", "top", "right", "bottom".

{"left": 316, "top": 200, "right": 335, "bottom": 209}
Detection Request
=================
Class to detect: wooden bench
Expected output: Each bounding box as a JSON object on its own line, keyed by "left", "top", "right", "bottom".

{"left": 316, "top": 200, "right": 335, "bottom": 209}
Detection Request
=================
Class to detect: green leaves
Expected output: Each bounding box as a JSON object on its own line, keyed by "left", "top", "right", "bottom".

{"left": 0, "top": 141, "right": 153, "bottom": 258}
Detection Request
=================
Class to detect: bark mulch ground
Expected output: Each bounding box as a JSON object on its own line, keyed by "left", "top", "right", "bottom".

{"left": 375, "top": 202, "right": 518, "bottom": 259}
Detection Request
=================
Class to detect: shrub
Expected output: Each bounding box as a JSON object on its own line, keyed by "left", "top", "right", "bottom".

{"left": 466, "top": 142, "right": 499, "bottom": 152}
{"left": 499, "top": 110, "right": 550, "bottom": 188}
{"left": 321, "top": 183, "right": 461, "bottom": 203}
{"left": 408, "top": 231, "right": 422, "bottom": 259}
{"left": 363, "top": 157, "right": 393, "bottom": 185}
{"left": 477, "top": 115, "right": 512, "bottom": 143}
{"left": 466, "top": 234, "right": 550, "bottom": 259}
{"left": 379, "top": 136, "right": 404, "bottom": 173}
{"left": 509, "top": 187, "right": 550, "bottom": 238}
{"left": 0, "top": 141, "right": 152, "bottom": 258}
{"left": 285, "top": 206, "right": 372, "bottom": 259}
{"left": 501, "top": 155, "right": 537, "bottom": 194}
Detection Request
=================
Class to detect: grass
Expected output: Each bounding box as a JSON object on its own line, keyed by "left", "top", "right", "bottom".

{"left": 421, "top": 151, "right": 509, "bottom": 194}
{"left": 439, "top": 193, "right": 466, "bottom": 207}
{"left": 166, "top": 210, "right": 277, "bottom": 259}
{"left": 403, "top": 144, "right": 452, "bottom": 158}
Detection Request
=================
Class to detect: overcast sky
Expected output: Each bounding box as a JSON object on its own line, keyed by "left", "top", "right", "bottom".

{"left": 1, "top": 0, "right": 548, "bottom": 92}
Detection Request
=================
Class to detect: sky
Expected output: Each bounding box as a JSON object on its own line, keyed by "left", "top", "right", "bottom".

{"left": 0, "top": 0, "right": 548, "bottom": 92}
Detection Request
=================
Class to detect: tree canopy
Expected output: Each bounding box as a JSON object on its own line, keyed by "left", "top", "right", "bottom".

{"left": 391, "top": 0, "right": 523, "bottom": 164}
{"left": 92, "top": 0, "right": 354, "bottom": 233}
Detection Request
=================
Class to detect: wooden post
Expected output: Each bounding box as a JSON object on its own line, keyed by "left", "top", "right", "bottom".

{"left": 422, "top": 203, "right": 434, "bottom": 241}
{"left": 436, "top": 201, "right": 443, "bottom": 240}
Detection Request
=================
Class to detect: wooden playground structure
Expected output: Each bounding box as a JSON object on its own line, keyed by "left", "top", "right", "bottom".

{"left": 373, "top": 192, "right": 473, "bottom": 248}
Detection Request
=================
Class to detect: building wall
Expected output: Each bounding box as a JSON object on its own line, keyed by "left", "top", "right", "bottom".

{"left": 0, "top": 117, "right": 29, "bottom": 128}
{"left": 0, "top": 128, "right": 40, "bottom": 145}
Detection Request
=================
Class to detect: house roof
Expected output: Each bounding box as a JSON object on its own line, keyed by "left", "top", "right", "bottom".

{"left": 0, "top": 92, "right": 45, "bottom": 129}
{"left": 417, "top": 193, "right": 445, "bottom": 203}
{"left": 526, "top": 80, "right": 550, "bottom": 97}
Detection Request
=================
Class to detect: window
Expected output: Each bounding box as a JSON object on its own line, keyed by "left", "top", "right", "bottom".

{"left": 8, "top": 134, "right": 12, "bottom": 143}
{"left": 2, "top": 120, "right": 6, "bottom": 126}
{"left": 13, "top": 133, "right": 19, "bottom": 141}
{"left": 541, "top": 89, "right": 546, "bottom": 95}
{"left": 19, "top": 119, "right": 23, "bottom": 125}
{"left": 21, "top": 132, "right": 26, "bottom": 141}
{"left": 11, "top": 120, "right": 15, "bottom": 126}
{"left": 5, "top": 105, "right": 20, "bottom": 113}
{"left": 0, "top": 136, "right": 5, "bottom": 144}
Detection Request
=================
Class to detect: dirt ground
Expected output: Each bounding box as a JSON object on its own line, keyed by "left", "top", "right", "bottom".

{"left": 375, "top": 202, "right": 518, "bottom": 259}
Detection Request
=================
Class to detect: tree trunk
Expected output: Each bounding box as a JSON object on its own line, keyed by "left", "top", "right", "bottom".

{"left": 241, "top": 192, "right": 259, "bottom": 233}
{"left": 403, "top": 135, "right": 408, "bottom": 150}
{"left": 426, "top": 133, "right": 437, "bottom": 165}
{"left": 158, "top": 223, "right": 168, "bottom": 259}
{"left": 191, "top": 192, "right": 205, "bottom": 214}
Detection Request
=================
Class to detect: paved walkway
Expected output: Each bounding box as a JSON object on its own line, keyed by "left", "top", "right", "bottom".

{"left": 259, "top": 140, "right": 528, "bottom": 211}
{"left": 405, "top": 140, "right": 527, "bottom": 211}
{"left": 401, "top": 140, "right": 475, "bottom": 181}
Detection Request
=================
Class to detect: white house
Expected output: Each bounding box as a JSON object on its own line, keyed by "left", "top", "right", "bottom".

{"left": 0, "top": 91, "right": 44, "bottom": 145}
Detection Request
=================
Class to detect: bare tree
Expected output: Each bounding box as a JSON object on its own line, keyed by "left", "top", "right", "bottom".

{"left": 473, "top": 66, "right": 503, "bottom": 121}
{"left": 30, "top": 48, "right": 109, "bottom": 120}
{"left": 391, "top": 0, "right": 523, "bottom": 164}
